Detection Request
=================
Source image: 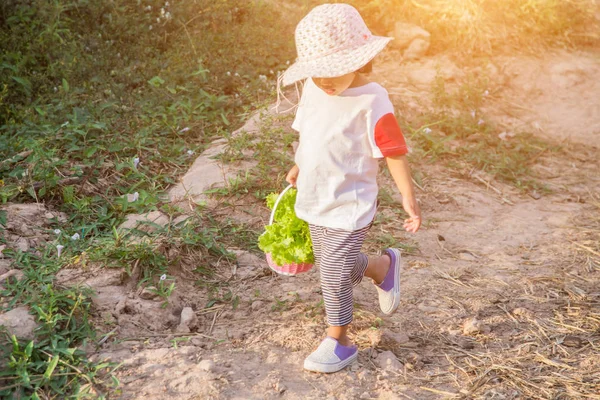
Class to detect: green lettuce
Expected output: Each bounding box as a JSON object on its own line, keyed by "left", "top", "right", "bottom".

{"left": 258, "top": 188, "right": 314, "bottom": 266}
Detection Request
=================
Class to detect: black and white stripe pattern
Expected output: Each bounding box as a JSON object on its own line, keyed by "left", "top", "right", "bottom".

{"left": 309, "top": 223, "right": 371, "bottom": 326}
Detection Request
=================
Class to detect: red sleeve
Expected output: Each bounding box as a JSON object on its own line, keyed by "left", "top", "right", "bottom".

{"left": 374, "top": 113, "right": 408, "bottom": 157}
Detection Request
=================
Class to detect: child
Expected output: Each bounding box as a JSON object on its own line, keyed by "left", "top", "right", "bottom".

{"left": 280, "top": 3, "right": 421, "bottom": 373}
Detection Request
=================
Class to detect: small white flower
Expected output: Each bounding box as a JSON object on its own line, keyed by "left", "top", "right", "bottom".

{"left": 145, "top": 5, "right": 152, "bottom": 10}
{"left": 477, "top": 119, "right": 485, "bottom": 125}
{"left": 160, "top": 7, "right": 165, "bottom": 16}
{"left": 56, "top": 245, "right": 64, "bottom": 258}
{"left": 71, "top": 233, "right": 80, "bottom": 241}
{"left": 156, "top": 17, "right": 160, "bottom": 23}
{"left": 54, "top": 229, "right": 61, "bottom": 235}
{"left": 423, "top": 128, "right": 432, "bottom": 134}
{"left": 470, "top": 110, "right": 476, "bottom": 118}
{"left": 160, "top": 274, "right": 167, "bottom": 281}
{"left": 484, "top": 90, "right": 489, "bottom": 96}
{"left": 127, "top": 192, "right": 139, "bottom": 202}
{"left": 269, "top": 69, "right": 274, "bottom": 75}
{"left": 165, "top": 1, "right": 170, "bottom": 6}
{"left": 258, "top": 75, "right": 267, "bottom": 82}
{"left": 286, "top": 60, "right": 290, "bottom": 65}
{"left": 149, "top": 25, "right": 153, "bottom": 30}
{"left": 53, "top": 87, "right": 58, "bottom": 92}
{"left": 234, "top": 72, "right": 239, "bottom": 77}
{"left": 133, "top": 157, "right": 140, "bottom": 168}
{"left": 165, "top": 12, "right": 172, "bottom": 20}
{"left": 179, "top": 127, "right": 190, "bottom": 133}
{"left": 187, "top": 150, "right": 194, "bottom": 155}
{"left": 234, "top": 93, "right": 239, "bottom": 98}
{"left": 226, "top": 71, "right": 231, "bottom": 76}
{"left": 498, "top": 131, "right": 515, "bottom": 141}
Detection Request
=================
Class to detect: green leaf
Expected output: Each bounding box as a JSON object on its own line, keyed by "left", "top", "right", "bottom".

{"left": 220, "top": 112, "right": 230, "bottom": 125}
{"left": 43, "top": 355, "right": 60, "bottom": 381}
{"left": 62, "top": 78, "right": 70, "bottom": 93}
{"left": 24, "top": 341, "right": 34, "bottom": 358}
{"left": 148, "top": 76, "right": 165, "bottom": 87}
{"left": 0, "top": 210, "right": 7, "bottom": 227}
{"left": 11, "top": 76, "right": 31, "bottom": 96}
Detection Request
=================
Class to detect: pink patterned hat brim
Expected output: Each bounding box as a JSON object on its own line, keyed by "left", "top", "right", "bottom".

{"left": 282, "top": 35, "right": 392, "bottom": 86}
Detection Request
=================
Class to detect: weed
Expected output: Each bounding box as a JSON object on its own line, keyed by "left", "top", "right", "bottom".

{"left": 147, "top": 274, "right": 176, "bottom": 308}
{"left": 0, "top": 249, "right": 118, "bottom": 397}
{"left": 407, "top": 71, "right": 557, "bottom": 191}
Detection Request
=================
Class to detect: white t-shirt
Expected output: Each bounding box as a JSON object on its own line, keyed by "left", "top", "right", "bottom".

{"left": 292, "top": 78, "right": 408, "bottom": 231}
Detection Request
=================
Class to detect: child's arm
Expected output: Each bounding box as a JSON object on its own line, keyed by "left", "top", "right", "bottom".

{"left": 385, "top": 155, "right": 421, "bottom": 233}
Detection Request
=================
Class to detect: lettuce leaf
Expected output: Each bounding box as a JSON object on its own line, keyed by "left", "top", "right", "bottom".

{"left": 258, "top": 188, "right": 314, "bottom": 266}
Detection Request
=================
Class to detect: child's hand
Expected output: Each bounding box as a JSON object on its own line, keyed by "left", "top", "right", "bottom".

{"left": 286, "top": 164, "right": 299, "bottom": 187}
{"left": 402, "top": 197, "right": 421, "bottom": 233}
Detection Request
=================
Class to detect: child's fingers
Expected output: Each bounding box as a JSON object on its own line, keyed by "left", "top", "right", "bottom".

{"left": 403, "top": 217, "right": 421, "bottom": 233}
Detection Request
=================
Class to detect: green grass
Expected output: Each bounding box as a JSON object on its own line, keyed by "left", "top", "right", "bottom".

{"left": 0, "top": 0, "right": 294, "bottom": 397}
{"left": 405, "top": 72, "right": 557, "bottom": 191}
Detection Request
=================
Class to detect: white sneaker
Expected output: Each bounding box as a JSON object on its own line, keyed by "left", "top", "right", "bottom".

{"left": 303, "top": 337, "right": 358, "bottom": 373}
{"left": 374, "top": 248, "right": 401, "bottom": 315}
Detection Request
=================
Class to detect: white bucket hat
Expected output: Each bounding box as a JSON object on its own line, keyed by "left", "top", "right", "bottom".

{"left": 281, "top": 3, "right": 392, "bottom": 86}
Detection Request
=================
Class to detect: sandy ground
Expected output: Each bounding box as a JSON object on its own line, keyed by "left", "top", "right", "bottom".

{"left": 3, "top": 49, "right": 599, "bottom": 399}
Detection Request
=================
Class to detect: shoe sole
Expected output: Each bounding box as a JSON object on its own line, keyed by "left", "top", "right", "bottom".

{"left": 303, "top": 351, "right": 358, "bottom": 373}
{"left": 380, "top": 248, "right": 401, "bottom": 315}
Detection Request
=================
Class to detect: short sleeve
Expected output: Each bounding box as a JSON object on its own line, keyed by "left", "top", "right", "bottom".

{"left": 374, "top": 113, "right": 408, "bottom": 157}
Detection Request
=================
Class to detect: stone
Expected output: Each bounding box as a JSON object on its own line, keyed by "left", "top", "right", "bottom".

{"left": 463, "top": 317, "right": 482, "bottom": 335}
{"left": 139, "top": 286, "right": 159, "bottom": 300}
{"left": 0, "top": 306, "right": 38, "bottom": 340}
{"left": 179, "top": 307, "right": 197, "bottom": 330}
{"left": 0, "top": 259, "right": 11, "bottom": 275}
{"left": 119, "top": 211, "right": 169, "bottom": 233}
{"left": 15, "top": 237, "right": 30, "bottom": 252}
{"left": 232, "top": 249, "right": 266, "bottom": 279}
{"left": 251, "top": 300, "right": 264, "bottom": 312}
{"left": 512, "top": 307, "right": 533, "bottom": 318}
{"left": 391, "top": 22, "right": 431, "bottom": 50}
{"left": 198, "top": 359, "right": 216, "bottom": 372}
{"left": 375, "top": 350, "right": 404, "bottom": 373}
{"left": 0, "top": 269, "right": 25, "bottom": 285}
{"left": 403, "top": 38, "right": 429, "bottom": 60}
{"left": 382, "top": 330, "right": 410, "bottom": 345}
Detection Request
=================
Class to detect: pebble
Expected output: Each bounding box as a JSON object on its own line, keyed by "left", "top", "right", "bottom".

{"left": 251, "top": 300, "right": 264, "bottom": 312}
{"left": 463, "top": 317, "right": 482, "bottom": 335}
{"left": 179, "top": 307, "right": 197, "bottom": 329}
{"left": 15, "top": 238, "right": 30, "bottom": 252}
{"left": 198, "top": 359, "right": 215, "bottom": 372}
{"left": 139, "top": 286, "right": 158, "bottom": 300}
{"left": 0, "top": 269, "right": 25, "bottom": 285}
{"left": 375, "top": 350, "right": 404, "bottom": 373}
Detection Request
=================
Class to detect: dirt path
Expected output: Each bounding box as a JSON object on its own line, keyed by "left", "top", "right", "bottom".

{"left": 82, "top": 50, "right": 600, "bottom": 399}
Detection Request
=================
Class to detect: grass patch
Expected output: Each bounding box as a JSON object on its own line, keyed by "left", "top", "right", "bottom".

{"left": 0, "top": 0, "right": 294, "bottom": 397}
{"left": 0, "top": 248, "right": 118, "bottom": 398}
{"left": 406, "top": 72, "right": 558, "bottom": 191}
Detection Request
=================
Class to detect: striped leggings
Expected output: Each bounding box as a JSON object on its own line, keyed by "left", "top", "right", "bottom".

{"left": 309, "top": 223, "right": 371, "bottom": 326}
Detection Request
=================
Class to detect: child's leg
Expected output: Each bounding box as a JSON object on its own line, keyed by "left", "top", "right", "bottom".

{"left": 308, "top": 225, "right": 324, "bottom": 269}
{"left": 316, "top": 225, "right": 370, "bottom": 342}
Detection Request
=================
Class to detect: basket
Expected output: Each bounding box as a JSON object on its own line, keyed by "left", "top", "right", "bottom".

{"left": 265, "top": 185, "right": 314, "bottom": 276}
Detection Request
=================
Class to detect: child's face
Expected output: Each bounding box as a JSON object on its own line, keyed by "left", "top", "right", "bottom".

{"left": 313, "top": 73, "right": 356, "bottom": 96}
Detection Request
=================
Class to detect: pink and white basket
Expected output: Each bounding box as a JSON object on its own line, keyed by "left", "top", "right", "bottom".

{"left": 265, "top": 185, "right": 314, "bottom": 276}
